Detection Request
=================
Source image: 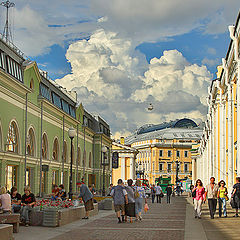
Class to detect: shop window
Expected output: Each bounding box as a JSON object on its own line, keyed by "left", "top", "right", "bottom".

{"left": 7, "top": 121, "right": 19, "bottom": 153}
{"left": 27, "top": 128, "right": 35, "bottom": 157}
{"left": 6, "top": 165, "right": 17, "bottom": 191}
{"left": 52, "top": 138, "right": 59, "bottom": 161}
{"left": 42, "top": 133, "right": 48, "bottom": 159}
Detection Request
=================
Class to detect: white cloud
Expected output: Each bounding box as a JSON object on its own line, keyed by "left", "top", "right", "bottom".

{"left": 56, "top": 29, "right": 211, "bottom": 134}
{"left": 202, "top": 57, "right": 220, "bottom": 67}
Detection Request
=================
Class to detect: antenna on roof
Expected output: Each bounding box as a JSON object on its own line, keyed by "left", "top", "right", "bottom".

{"left": 1, "top": 0, "right": 15, "bottom": 42}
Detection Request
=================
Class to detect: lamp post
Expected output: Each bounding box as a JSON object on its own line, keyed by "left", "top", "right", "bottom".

{"left": 102, "top": 145, "right": 108, "bottom": 196}
{"left": 68, "top": 127, "right": 76, "bottom": 200}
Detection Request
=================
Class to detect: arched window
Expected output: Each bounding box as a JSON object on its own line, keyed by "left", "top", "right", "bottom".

{"left": 7, "top": 121, "right": 19, "bottom": 153}
{"left": 52, "top": 138, "right": 59, "bottom": 161}
{"left": 63, "top": 141, "right": 67, "bottom": 163}
{"left": 27, "top": 128, "right": 35, "bottom": 156}
{"left": 89, "top": 152, "right": 92, "bottom": 168}
{"left": 30, "top": 78, "right": 34, "bottom": 90}
{"left": 77, "top": 147, "right": 81, "bottom": 166}
{"left": 42, "top": 133, "right": 48, "bottom": 159}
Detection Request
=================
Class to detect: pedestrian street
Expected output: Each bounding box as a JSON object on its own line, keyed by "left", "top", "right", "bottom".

{"left": 12, "top": 195, "right": 240, "bottom": 240}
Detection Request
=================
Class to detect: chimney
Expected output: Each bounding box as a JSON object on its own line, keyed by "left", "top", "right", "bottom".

{"left": 120, "top": 137, "right": 125, "bottom": 145}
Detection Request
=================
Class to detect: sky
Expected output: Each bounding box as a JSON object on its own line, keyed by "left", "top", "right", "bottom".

{"left": 0, "top": 0, "right": 239, "bottom": 138}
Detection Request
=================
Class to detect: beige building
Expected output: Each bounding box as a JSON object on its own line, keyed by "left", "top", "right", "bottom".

{"left": 111, "top": 139, "right": 138, "bottom": 185}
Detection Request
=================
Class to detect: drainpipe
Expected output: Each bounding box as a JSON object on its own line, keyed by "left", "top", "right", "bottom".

{"left": 217, "top": 80, "right": 224, "bottom": 180}
{"left": 76, "top": 124, "right": 79, "bottom": 185}
{"left": 24, "top": 93, "right": 28, "bottom": 187}
{"left": 62, "top": 115, "right": 65, "bottom": 184}
{"left": 223, "top": 58, "right": 233, "bottom": 189}
{"left": 229, "top": 25, "right": 240, "bottom": 176}
{"left": 39, "top": 101, "right": 43, "bottom": 197}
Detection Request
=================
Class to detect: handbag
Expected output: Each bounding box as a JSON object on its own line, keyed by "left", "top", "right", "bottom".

{"left": 230, "top": 197, "right": 236, "bottom": 208}
{"left": 144, "top": 203, "right": 149, "bottom": 213}
{"left": 159, "top": 192, "right": 164, "bottom": 198}
{"left": 192, "top": 189, "right": 196, "bottom": 198}
{"left": 225, "top": 195, "right": 229, "bottom": 201}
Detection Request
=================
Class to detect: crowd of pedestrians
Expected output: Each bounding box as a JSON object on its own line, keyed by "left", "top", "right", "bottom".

{"left": 191, "top": 176, "right": 240, "bottom": 219}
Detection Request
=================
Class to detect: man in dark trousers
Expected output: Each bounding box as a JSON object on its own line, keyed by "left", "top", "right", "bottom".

{"left": 204, "top": 177, "right": 219, "bottom": 219}
{"left": 166, "top": 184, "right": 172, "bottom": 204}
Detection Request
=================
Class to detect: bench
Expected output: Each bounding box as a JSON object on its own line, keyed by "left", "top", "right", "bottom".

{"left": 0, "top": 224, "right": 13, "bottom": 240}
{"left": 0, "top": 213, "right": 20, "bottom": 233}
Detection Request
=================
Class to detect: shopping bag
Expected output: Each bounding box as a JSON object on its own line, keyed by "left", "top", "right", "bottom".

{"left": 144, "top": 203, "right": 149, "bottom": 213}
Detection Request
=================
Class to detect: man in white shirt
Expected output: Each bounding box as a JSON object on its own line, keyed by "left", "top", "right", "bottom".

{"left": 155, "top": 183, "right": 163, "bottom": 203}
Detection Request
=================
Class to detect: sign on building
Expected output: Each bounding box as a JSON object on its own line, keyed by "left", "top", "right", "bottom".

{"left": 112, "top": 152, "right": 119, "bottom": 168}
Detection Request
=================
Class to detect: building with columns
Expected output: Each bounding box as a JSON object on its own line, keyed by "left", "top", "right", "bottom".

{"left": 111, "top": 139, "right": 138, "bottom": 185}
{"left": 126, "top": 119, "right": 202, "bottom": 185}
{"left": 196, "top": 11, "right": 240, "bottom": 190}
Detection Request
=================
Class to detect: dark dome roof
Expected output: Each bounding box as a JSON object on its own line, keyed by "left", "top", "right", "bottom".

{"left": 137, "top": 118, "right": 198, "bottom": 135}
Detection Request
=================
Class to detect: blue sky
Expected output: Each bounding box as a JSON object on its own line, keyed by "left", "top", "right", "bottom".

{"left": 2, "top": 0, "right": 239, "bottom": 136}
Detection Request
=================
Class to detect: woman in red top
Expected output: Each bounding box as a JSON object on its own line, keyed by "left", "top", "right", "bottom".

{"left": 192, "top": 179, "right": 205, "bottom": 219}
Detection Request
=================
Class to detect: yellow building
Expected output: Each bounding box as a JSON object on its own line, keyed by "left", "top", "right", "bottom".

{"left": 197, "top": 11, "right": 240, "bottom": 191}
{"left": 126, "top": 119, "right": 202, "bottom": 185}
{"left": 111, "top": 138, "right": 138, "bottom": 185}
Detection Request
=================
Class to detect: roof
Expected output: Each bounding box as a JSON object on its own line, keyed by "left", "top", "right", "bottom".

{"left": 125, "top": 118, "right": 202, "bottom": 144}
{"left": 136, "top": 118, "right": 198, "bottom": 135}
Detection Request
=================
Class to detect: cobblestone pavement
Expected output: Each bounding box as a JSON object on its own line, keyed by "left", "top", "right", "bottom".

{"left": 51, "top": 196, "right": 186, "bottom": 240}
{"left": 198, "top": 199, "right": 240, "bottom": 240}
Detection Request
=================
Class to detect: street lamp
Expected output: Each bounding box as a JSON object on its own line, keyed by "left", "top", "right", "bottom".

{"left": 68, "top": 127, "right": 76, "bottom": 200}
{"left": 102, "top": 145, "right": 108, "bottom": 196}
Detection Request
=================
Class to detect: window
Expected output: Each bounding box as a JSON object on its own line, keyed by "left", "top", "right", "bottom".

{"left": 184, "top": 151, "right": 188, "bottom": 158}
{"left": 61, "top": 100, "right": 69, "bottom": 114}
{"left": 52, "top": 138, "right": 59, "bottom": 161}
{"left": 168, "top": 150, "right": 172, "bottom": 157}
{"left": 167, "top": 163, "right": 171, "bottom": 172}
{"left": 184, "top": 163, "right": 189, "bottom": 172}
{"left": 69, "top": 105, "right": 76, "bottom": 118}
{"left": 6, "top": 165, "right": 17, "bottom": 191}
{"left": 0, "top": 51, "right": 5, "bottom": 69}
{"left": 176, "top": 150, "right": 180, "bottom": 158}
{"left": 6, "top": 56, "right": 23, "bottom": 82}
{"left": 52, "top": 92, "right": 61, "bottom": 109}
{"left": 42, "top": 133, "right": 48, "bottom": 159}
{"left": 153, "top": 162, "right": 155, "bottom": 172}
{"left": 63, "top": 141, "right": 67, "bottom": 163}
{"left": 153, "top": 150, "right": 155, "bottom": 157}
{"left": 40, "top": 83, "right": 50, "bottom": 100}
{"left": 30, "top": 79, "right": 34, "bottom": 90}
{"left": 159, "top": 150, "right": 163, "bottom": 157}
{"left": 159, "top": 163, "right": 163, "bottom": 171}
{"left": 27, "top": 128, "right": 35, "bottom": 157}
{"left": 89, "top": 152, "right": 92, "bottom": 168}
{"left": 7, "top": 121, "right": 19, "bottom": 153}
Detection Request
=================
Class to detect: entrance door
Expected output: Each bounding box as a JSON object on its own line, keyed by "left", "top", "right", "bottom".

{"left": 88, "top": 174, "right": 96, "bottom": 186}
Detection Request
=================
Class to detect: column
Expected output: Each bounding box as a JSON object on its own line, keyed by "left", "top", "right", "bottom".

{"left": 129, "top": 157, "right": 134, "bottom": 180}
{"left": 121, "top": 157, "right": 125, "bottom": 181}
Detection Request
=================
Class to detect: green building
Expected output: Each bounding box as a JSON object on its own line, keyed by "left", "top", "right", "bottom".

{"left": 0, "top": 37, "right": 112, "bottom": 196}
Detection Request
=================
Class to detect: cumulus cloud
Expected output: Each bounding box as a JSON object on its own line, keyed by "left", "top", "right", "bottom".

{"left": 56, "top": 29, "right": 211, "bottom": 135}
